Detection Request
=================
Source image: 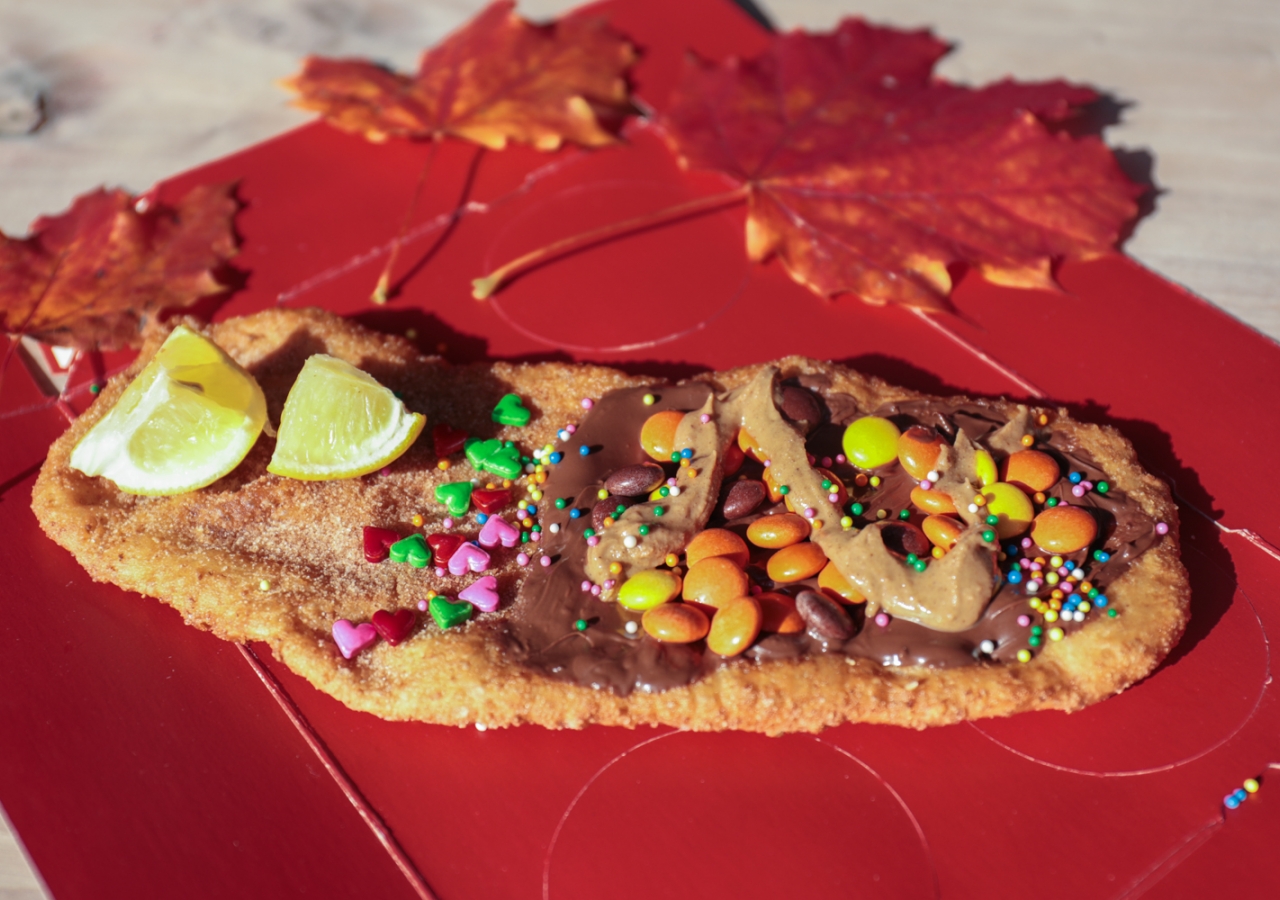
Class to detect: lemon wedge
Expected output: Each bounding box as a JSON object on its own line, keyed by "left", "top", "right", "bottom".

{"left": 267, "top": 354, "right": 424, "bottom": 479}
{"left": 69, "top": 325, "right": 267, "bottom": 495}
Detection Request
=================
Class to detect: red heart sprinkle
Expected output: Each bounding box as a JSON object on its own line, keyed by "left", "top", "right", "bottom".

{"left": 371, "top": 609, "right": 415, "bottom": 646}
{"left": 363, "top": 526, "right": 400, "bottom": 563}
{"left": 426, "top": 532, "right": 464, "bottom": 566}
{"left": 472, "top": 488, "right": 513, "bottom": 514}
{"left": 432, "top": 422, "right": 468, "bottom": 458}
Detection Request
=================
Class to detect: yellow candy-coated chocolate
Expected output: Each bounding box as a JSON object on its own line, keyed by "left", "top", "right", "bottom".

{"left": 981, "top": 483, "right": 1035, "bottom": 539}
{"left": 617, "top": 569, "right": 683, "bottom": 610}
{"left": 842, "top": 416, "right": 901, "bottom": 469}
{"left": 974, "top": 449, "right": 998, "bottom": 488}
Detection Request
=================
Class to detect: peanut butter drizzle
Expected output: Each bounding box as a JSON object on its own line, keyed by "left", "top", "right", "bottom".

{"left": 588, "top": 366, "right": 1006, "bottom": 632}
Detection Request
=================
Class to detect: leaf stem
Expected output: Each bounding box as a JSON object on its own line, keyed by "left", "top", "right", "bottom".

{"left": 372, "top": 136, "right": 442, "bottom": 305}
{"left": 471, "top": 185, "right": 750, "bottom": 300}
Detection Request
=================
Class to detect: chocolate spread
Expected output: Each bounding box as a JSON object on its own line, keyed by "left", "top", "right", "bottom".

{"left": 502, "top": 374, "right": 1160, "bottom": 696}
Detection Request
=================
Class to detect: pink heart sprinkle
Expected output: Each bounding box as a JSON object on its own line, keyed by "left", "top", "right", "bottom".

{"left": 332, "top": 620, "right": 377, "bottom": 659}
{"left": 458, "top": 575, "right": 500, "bottom": 612}
{"left": 448, "top": 542, "right": 491, "bottom": 576}
{"left": 478, "top": 515, "right": 519, "bottom": 549}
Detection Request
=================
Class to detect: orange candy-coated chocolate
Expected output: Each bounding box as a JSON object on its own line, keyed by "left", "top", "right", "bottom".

{"left": 911, "top": 485, "right": 958, "bottom": 515}
{"left": 1002, "top": 449, "right": 1060, "bottom": 493}
{"left": 897, "top": 425, "right": 946, "bottom": 480}
{"left": 817, "top": 561, "right": 865, "bottom": 603}
{"left": 756, "top": 592, "right": 805, "bottom": 634}
{"left": 1030, "top": 505, "right": 1098, "bottom": 553}
{"left": 746, "top": 513, "right": 810, "bottom": 548}
{"left": 640, "top": 410, "right": 686, "bottom": 461}
{"left": 682, "top": 557, "right": 750, "bottom": 609}
{"left": 922, "top": 514, "right": 964, "bottom": 550}
{"left": 706, "top": 596, "right": 762, "bottom": 657}
{"left": 685, "top": 528, "right": 750, "bottom": 569}
{"left": 766, "top": 542, "right": 828, "bottom": 583}
{"left": 642, "top": 603, "right": 710, "bottom": 643}
{"left": 737, "top": 428, "right": 764, "bottom": 461}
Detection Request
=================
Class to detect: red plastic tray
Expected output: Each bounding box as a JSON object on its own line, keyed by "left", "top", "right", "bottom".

{"left": 3, "top": 0, "right": 1277, "bottom": 897}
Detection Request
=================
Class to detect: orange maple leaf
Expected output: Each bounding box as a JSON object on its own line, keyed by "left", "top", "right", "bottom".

{"left": 657, "top": 19, "right": 1142, "bottom": 311}
{"left": 0, "top": 183, "right": 239, "bottom": 350}
{"left": 281, "top": 0, "right": 635, "bottom": 150}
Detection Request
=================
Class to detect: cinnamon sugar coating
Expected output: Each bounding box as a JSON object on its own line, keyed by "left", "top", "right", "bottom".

{"left": 33, "top": 308, "right": 1189, "bottom": 733}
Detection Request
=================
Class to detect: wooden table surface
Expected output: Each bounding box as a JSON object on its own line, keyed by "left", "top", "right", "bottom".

{"left": 1, "top": 0, "right": 1276, "bottom": 896}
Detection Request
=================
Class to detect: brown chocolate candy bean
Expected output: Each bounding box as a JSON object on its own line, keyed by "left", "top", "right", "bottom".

{"left": 604, "top": 462, "right": 666, "bottom": 497}
{"left": 722, "top": 479, "right": 766, "bottom": 519}
{"left": 766, "top": 542, "right": 828, "bottom": 583}
{"left": 779, "top": 385, "right": 823, "bottom": 432}
{"left": 880, "top": 522, "right": 931, "bottom": 558}
{"left": 796, "top": 590, "right": 854, "bottom": 642}
{"left": 1031, "top": 505, "right": 1098, "bottom": 553}
{"left": 756, "top": 592, "right": 805, "bottom": 634}
{"left": 746, "top": 513, "right": 810, "bottom": 548}
{"left": 682, "top": 557, "right": 751, "bottom": 609}
{"left": 592, "top": 498, "right": 632, "bottom": 531}
{"left": 642, "top": 603, "right": 710, "bottom": 643}
{"left": 706, "top": 596, "right": 762, "bottom": 657}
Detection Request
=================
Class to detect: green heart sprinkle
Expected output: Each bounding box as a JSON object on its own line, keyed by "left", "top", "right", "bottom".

{"left": 389, "top": 534, "right": 429, "bottom": 568}
{"left": 435, "top": 481, "right": 474, "bottom": 515}
{"left": 492, "top": 393, "right": 531, "bottom": 427}
{"left": 464, "top": 437, "right": 523, "bottom": 479}
{"left": 429, "top": 595, "right": 474, "bottom": 629}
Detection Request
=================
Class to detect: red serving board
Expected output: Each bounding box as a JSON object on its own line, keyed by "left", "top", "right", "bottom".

{"left": 2, "top": 0, "right": 1277, "bottom": 897}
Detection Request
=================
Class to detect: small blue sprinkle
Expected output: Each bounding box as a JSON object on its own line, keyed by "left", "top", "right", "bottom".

{"left": 1006, "top": 544, "right": 1020, "bottom": 556}
{"left": 1093, "top": 549, "right": 1111, "bottom": 562}
{"left": 1233, "top": 788, "right": 1249, "bottom": 803}
{"left": 1069, "top": 471, "right": 1084, "bottom": 484}
{"left": 549, "top": 452, "right": 563, "bottom": 464}
{"left": 1095, "top": 595, "right": 1108, "bottom": 607}
{"left": 680, "top": 448, "right": 693, "bottom": 459}
{"left": 1225, "top": 794, "right": 1242, "bottom": 810}
{"left": 524, "top": 505, "right": 536, "bottom": 516}
{"left": 1063, "top": 560, "right": 1076, "bottom": 571}
{"left": 476, "top": 513, "right": 489, "bottom": 524}
{"left": 569, "top": 508, "right": 581, "bottom": 519}
{"left": 579, "top": 445, "right": 590, "bottom": 456}
{"left": 1007, "top": 570, "right": 1023, "bottom": 584}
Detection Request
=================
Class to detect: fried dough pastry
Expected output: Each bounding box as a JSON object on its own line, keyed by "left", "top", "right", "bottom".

{"left": 33, "top": 308, "right": 1189, "bottom": 733}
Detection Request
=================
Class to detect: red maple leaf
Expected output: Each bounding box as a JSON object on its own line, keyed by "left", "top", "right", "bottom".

{"left": 656, "top": 19, "right": 1142, "bottom": 310}
{"left": 0, "top": 183, "right": 239, "bottom": 350}
{"left": 281, "top": 0, "right": 635, "bottom": 150}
